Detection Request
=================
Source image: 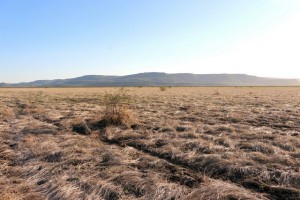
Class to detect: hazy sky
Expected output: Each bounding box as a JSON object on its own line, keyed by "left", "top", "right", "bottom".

{"left": 1, "top": 0, "right": 300, "bottom": 82}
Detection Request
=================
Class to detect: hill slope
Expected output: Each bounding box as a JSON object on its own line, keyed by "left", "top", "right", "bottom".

{"left": 1, "top": 73, "right": 300, "bottom": 87}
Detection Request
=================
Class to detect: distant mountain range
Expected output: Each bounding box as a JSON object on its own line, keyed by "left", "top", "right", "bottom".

{"left": 1, "top": 73, "right": 300, "bottom": 87}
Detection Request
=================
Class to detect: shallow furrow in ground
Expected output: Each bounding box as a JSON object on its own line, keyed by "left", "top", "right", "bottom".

{"left": 99, "top": 132, "right": 299, "bottom": 200}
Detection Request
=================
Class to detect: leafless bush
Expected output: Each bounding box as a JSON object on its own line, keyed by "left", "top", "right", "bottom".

{"left": 159, "top": 86, "right": 167, "bottom": 91}
{"left": 103, "top": 88, "right": 137, "bottom": 126}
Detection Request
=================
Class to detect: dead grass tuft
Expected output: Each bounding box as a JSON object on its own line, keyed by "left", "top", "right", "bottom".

{"left": 184, "top": 180, "right": 268, "bottom": 200}
{"left": 111, "top": 171, "right": 153, "bottom": 197}
{"left": 72, "top": 119, "right": 92, "bottom": 135}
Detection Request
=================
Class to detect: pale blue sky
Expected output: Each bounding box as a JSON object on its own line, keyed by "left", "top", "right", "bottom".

{"left": 1, "top": 0, "right": 300, "bottom": 82}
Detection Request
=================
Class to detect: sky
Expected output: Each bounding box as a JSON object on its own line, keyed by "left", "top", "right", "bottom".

{"left": 1, "top": 0, "right": 300, "bottom": 83}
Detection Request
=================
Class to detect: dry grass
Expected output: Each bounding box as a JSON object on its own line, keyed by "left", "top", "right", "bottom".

{"left": 0, "top": 87, "right": 299, "bottom": 200}
{"left": 184, "top": 179, "right": 268, "bottom": 200}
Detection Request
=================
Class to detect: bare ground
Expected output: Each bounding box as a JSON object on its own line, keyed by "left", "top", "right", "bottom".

{"left": 0, "top": 87, "right": 299, "bottom": 200}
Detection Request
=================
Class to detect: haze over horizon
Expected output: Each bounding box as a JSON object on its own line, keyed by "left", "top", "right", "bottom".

{"left": 2, "top": 72, "right": 300, "bottom": 85}
{"left": 1, "top": 0, "right": 300, "bottom": 82}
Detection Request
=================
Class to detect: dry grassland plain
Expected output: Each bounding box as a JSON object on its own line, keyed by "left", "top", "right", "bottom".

{"left": 0, "top": 87, "right": 299, "bottom": 200}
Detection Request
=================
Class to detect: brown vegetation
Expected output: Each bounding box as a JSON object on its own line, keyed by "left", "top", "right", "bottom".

{"left": 0, "top": 87, "right": 299, "bottom": 199}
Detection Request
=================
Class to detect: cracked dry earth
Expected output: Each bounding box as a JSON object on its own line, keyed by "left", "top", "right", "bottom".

{"left": 0, "top": 87, "right": 299, "bottom": 200}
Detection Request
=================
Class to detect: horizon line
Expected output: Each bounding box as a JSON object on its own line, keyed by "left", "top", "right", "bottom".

{"left": 1, "top": 72, "right": 300, "bottom": 85}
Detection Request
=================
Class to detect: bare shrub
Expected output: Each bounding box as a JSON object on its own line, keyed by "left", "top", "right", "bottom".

{"left": 103, "top": 89, "right": 136, "bottom": 126}
{"left": 159, "top": 86, "right": 167, "bottom": 91}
